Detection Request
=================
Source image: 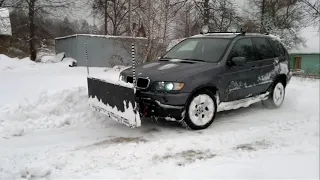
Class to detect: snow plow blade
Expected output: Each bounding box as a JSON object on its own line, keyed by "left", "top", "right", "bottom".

{"left": 87, "top": 77, "right": 141, "bottom": 128}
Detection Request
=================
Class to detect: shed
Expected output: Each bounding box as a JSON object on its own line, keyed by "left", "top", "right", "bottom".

{"left": 55, "top": 34, "right": 148, "bottom": 67}
{"left": 0, "top": 8, "right": 12, "bottom": 54}
{"left": 289, "top": 52, "right": 320, "bottom": 75}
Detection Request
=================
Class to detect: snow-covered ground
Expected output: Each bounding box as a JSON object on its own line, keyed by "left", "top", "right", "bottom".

{"left": 0, "top": 54, "right": 319, "bottom": 179}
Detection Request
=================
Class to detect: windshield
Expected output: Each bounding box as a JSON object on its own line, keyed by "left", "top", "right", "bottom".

{"left": 163, "top": 38, "right": 231, "bottom": 63}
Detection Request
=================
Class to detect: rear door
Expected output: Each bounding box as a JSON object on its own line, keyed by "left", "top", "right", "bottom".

{"left": 219, "top": 37, "right": 258, "bottom": 102}
{"left": 251, "top": 37, "right": 281, "bottom": 93}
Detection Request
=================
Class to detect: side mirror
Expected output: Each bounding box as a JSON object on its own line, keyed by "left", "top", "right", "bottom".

{"left": 230, "top": 57, "right": 246, "bottom": 66}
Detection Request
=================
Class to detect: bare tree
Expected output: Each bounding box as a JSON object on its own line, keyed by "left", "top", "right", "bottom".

{"left": 0, "top": 0, "right": 6, "bottom": 6}
{"left": 248, "top": 0, "right": 307, "bottom": 50}
{"left": 5, "top": 0, "right": 75, "bottom": 61}
{"left": 192, "top": 0, "right": 243, "bottom": 32}
{"left": 298, "top": 0, "right": 320, "bottom": 28}
{"left": 92, "top": 0, "right": 137, "bottom": 36}
{"left": 173, "top": 1, "right": 202, "bottom": 38}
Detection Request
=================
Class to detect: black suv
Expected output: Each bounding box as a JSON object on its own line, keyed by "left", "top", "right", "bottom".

{"left": 119, "top": 32, "right": 292, "bottom": 130}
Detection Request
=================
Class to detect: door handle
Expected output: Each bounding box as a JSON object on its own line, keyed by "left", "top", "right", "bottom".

{"left": 251, "top": 65, "right": 256, "bottom": 68}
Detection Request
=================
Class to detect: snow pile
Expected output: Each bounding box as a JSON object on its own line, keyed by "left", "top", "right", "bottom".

{"left": 40, "top": 53, "right": 66, "bottom": 63}
{"left": 0, "top": 54, "right": 36, "bottom": 71}
{"left": 20, "top": 162, "right": 52, "bottom": 179}
{"left": 88, "top": 96, "right": 141, "bottom": 128}
{"left": 89, "top": 65, "right": 132, "bottom": 87}
{"left": 0, "top": 87, "right": 107, "bottom": 136}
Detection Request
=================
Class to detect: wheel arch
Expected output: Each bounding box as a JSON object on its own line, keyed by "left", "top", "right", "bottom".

{"left": 273, "top": 74, "right": 288, "bottom": 87}
{"left": 266, "top": 73, "right": 288, "bottom": 93}
{"left": 185, "top": 84, "right": 219, "bottom": 106}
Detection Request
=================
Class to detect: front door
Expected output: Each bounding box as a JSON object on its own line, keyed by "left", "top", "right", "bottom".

{"left": 219, "top": 37, "right": 258, "bottom": 102}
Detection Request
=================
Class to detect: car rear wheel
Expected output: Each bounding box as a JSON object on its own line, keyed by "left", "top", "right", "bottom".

{"left": 262, "top": 80, "right": 286, "bottom": 109}
{"left": 181, "top": 90, "right": 217, "bottom": 130}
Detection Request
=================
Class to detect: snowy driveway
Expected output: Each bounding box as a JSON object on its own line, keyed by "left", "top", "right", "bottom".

{"left": 0, "top": 57, "right": 319, "bottom": 179}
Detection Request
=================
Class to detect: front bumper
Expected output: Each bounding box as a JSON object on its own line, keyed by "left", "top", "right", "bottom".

{"left": 137, "top": 91, "right": 190, "bottom": 120}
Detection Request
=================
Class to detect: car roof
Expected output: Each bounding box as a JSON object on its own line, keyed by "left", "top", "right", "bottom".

{"left": 189, "top": 32, "right": 278, "bottom": 40}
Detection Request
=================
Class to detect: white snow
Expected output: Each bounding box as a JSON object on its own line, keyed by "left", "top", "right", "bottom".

{"left": 21, "top": 162, "right": 52, "bottom": 178}
{"left": 88, "top": 96, "right": 141, "bottom": 128}
{"left": 40, "top": 52, "right": 65, "bottom": 63}
{"left": 88, "top": 65, "right": 133, "bottom": 88}
{"left": 0, "top": 8, "right": 12, "bottom": 36}
{"left": 0, "top": 54, "right": 36, "bottom": 71}
{"left": 217, "top": 92, "right": 269, "bottom": 112}
{"left": 0, "top": 54, "right": 319, "bottom": 179}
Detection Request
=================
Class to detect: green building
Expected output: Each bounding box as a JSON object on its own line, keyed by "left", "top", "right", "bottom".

{"left": 289, "top": 52, "right": 320, "bottom": 75}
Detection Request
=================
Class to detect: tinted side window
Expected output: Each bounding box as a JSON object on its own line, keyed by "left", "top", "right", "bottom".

{"left": 252, "top": 38, "right": 274, "bottom": 59}
{"left": 269, "top": 38, "right": 286, "bottom": 57}
{"left": 230, "top": 38, "right": 254, "bottom": 61}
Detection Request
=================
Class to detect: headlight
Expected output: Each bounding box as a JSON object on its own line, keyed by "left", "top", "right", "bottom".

{"left": 152, "top": 81, "right": 184, "bottom": 91}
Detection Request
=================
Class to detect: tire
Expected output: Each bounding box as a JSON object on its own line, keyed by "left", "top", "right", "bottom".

{"left": 262, "top": 80, "right": 286, "bottom": 109}
{"left": 181, "top": 89, "right": 217, "bottom": 130}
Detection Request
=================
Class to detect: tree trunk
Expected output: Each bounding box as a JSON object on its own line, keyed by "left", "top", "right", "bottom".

{"left": 260, "top": 0, "right": 266, "bottom": 33}
{"left": 113, "top": 1, "right": 117, "bottom": 35}
{"left": 29, "top": 0, "right": 36, "bottom": 61}
{"left": 128, "top": 0, "right": 131, "bottom": 36}
{"left": 105, "top": 0, "right": 108, "bottom": 35}
{"left": 143, "top": 0, "right": 152, "bottom": 63}
{"left": 204, "top": 0, "right": 209, "bottom": 26}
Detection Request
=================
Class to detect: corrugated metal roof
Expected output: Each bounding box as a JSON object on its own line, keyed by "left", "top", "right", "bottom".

{"left": 55, "top": 34, "right": 148, "bottom": 40}
{"left": 0, "top": 8, "right": 12, "bottom": 36}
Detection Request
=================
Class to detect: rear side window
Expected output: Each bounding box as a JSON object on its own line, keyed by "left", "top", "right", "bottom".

{"left": 229, "top": 38, "right": 254, "bottom": 61}
{"left": 269, "top": 38, "right": 286, "bottom": 57}
{"left": 252, "top": 37, "right": 274, "bottom": 59}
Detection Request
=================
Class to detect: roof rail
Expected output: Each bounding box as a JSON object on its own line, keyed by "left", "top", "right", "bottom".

{"left": 237, "top": 28, "right": 246, "bottom": 36}
{"left": 199, "top": 28, "right": 247, "bottom": 36}
{"left": 199, "top": 31, "right": 239, "bottom": 35}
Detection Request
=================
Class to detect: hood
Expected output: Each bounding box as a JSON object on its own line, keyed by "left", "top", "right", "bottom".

{"left": 120, "top": 59, "right": 217, "bottom": 82}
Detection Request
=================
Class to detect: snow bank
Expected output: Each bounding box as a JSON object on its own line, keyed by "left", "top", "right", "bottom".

{"left": 89, "top": 65, "right": 131, "bottom": 87}
{"left": 0, "top": 87, "right": 107, "bottom": 136}
{"left": 20, "top": 162, "right": 52, "bottom": 179}
{"left": 0, "top": 54, "right": 36, "bottom": 71}
{"left": 40, "top": 53, "right": 65, "bottom": 63}
{"left": 0, "top": 54, "right": 78, "bottom": 72}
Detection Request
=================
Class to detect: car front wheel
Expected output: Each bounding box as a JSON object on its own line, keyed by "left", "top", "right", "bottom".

{"left": 181, "top": 90, "right": 217, "bottom": 130}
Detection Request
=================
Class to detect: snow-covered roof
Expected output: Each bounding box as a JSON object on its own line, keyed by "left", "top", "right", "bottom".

{"left": 0, "top": 8, "right": 12, "bottom": 36}
{"left": 55, "top": 34, "right": 148, "bottom": 40}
